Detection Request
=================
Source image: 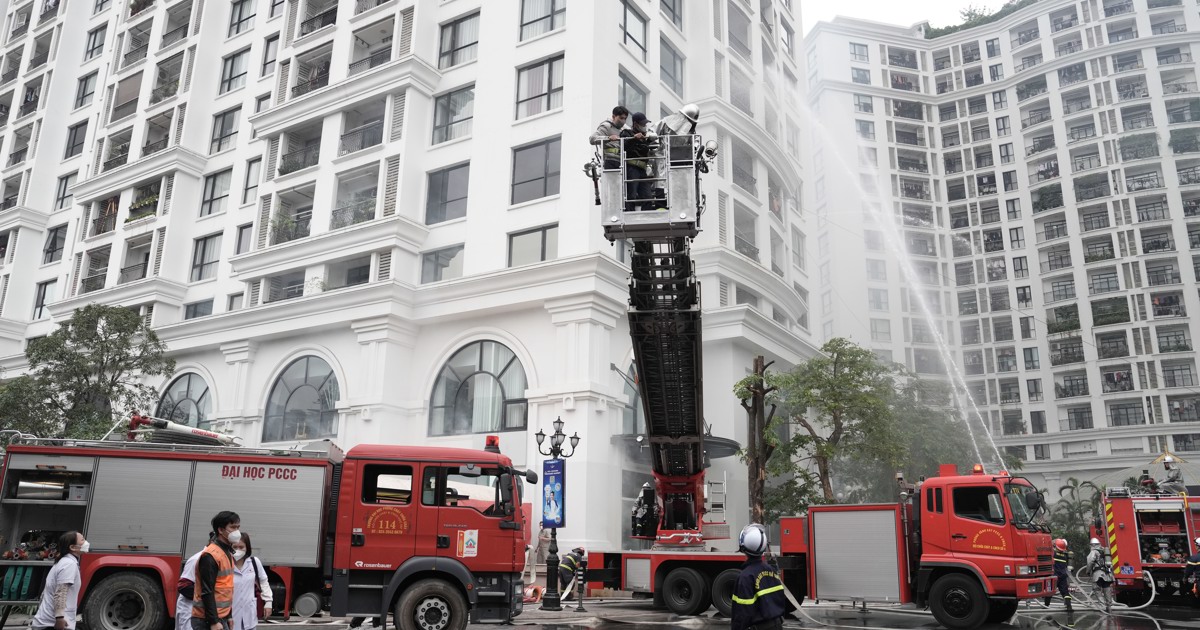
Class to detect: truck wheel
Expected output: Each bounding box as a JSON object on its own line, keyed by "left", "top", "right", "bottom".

{"left": 711, "top": 569, "right": 739, "bottom": 617}
{"left": 985, "top": 599, "right": 1018, "bottom": 623}
{"left": 394, "top": 580, "right": 467, "bottom": 630}
{"left": 83, "top": 572, "right": 166, "bottom": 630}
{"left": 929, "top": 574, "right": 989, "bottom": 630}
{"left": 662, "top": 567, "right": 710, "bottom": 616}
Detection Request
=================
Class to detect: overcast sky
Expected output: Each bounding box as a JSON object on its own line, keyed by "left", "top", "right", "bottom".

{"left": 801, "top": 0, "right": 1001, "bottom": 34}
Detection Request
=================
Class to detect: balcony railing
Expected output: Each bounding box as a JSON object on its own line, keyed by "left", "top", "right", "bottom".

{"left": 1082, "top": 213, "right": 1110, "bottom": 232}
{"left": 1056, "top": 42, "right": 1082, "bottom": 56}
{"left": 1085, "top": 247, "right": 1115, "bottom": 262}
{"left": 355, "top": 0, "right": 389, "bottom": 13}
{"left": 732, "top": 164, "right": 757, "bottom": 196}
{"left": 118, "top": 263, "right": 147, "bottom": 284}
{"left": 1102, "top": 375, "right": 1135, "bottom": 393}
{"left": 161, "top": 24, "right": 188, "bottom": 48}
{"left": 349, "top": 49, "right": 390, "bottom": 76}
{"left": 1154, "top": 302, "right": 1186, "bottom": 317}
{"left": 1072, "top": 155, "right": 1102, "bottom": 172}
{"left": 79, "top": 273, "right": 106, "bottom": 294}
{"left": 897, "top": 158, "right": 928, "bottom": 173}
{"left": 1055, "top": 383, "right": 1090, "bottom": 399}
{"left": 0, "top": 67, "right": 18, "bottom": 84}
{"left": 734, "top": 235, "right": 759, "bottom": 261}
{"left": 123, "top": 43, "right": 149, "bottom": 67}
{"left": 299, "top": 7, "right": 337, "bottom": 35}
{"left": 1053, "top": 17, "right": 1079, "bottom": 32}
{"left": 10, "top": 23, "right": 28, "bottom": 39}
{"left": 1014, "top": 29, "right": 1040, "bottom": 46}
{"left": 1022, "top": 111, "right": 1052, "bottom": 129}
{"left": 129, "top": 0, "right": 154, "bottom": 17}
{"left": 1121, "top": 144, "right": 1158, "bottom": 160}
{"left": 339, "top": 121, "right": 384, "bottom": 155}
{"left": 1159, "top": 52, "right": 1193, "bottom": 66}
{"left": 291, "top": 72, "right": 330, "bottom": 97}
{"left": 91, "top": 214, "right": 116, "bottom": 236}
{"left": 1026, "top": 138, "right": 1056, "bottom": 156}
{"left": 18, "top": 98, "right": 38, "bottom": 116}
{"left": 38, "top": 3, "right": 59, "bottom": 24}
{"left": 1076, "top": 183, "right": 1110, "bottom": 200}
{"left": 1118, "top": 86, "right": 1149, "bottom": 101}
{"left": 895, "top": 132, "right": 924, "bottom": 146}
{"left": 1142, "top": 236, "right": 1174, "bottom": 253}
{"left": 278, "top": 145, "right": 321, "bottom": 175}
{"left": 1109, "top": 30, "right": 1137, "bottom": 42}
{"left": 1114, "top": 59, "right": 1143, "bottom": 73}
{"left": 936, "top": 82, "right": 953, "bottom": 95}
{"left": 1152, "top": 23, "right": 1187, "bottom": 35}
{"left": 1015, "top": 57, "right": 1043, "bottom": 73}
{"left": 28, "top": 50, "right": 48, "bottom": 69}
{"left": 0, "top": 195, "right": 17, "bottom": 210}
{"left": 1148, "top": 270, "right": 1182, "bottom": 285}
{"left": 890, "top": 77, "right": 918, "bottom": 92}
{"left": 1045, "top": 286, "right": 1076, "bottom": 302}
{"left": 1159, "top": 339, "right": 1193, "bottom": 353}
{"left": 1041, "top": 256, "right": 1073, "bottom": 272}
{"left": 149, "top": 80, "right": 179, "bottom": 104}
{"left": 1137, "top": 202, "right": 1169, "bottom": 221}
{"left": 1164, "top": 82, "right": 1199, "bottom": 96}
{"left": 1051, "top": 348, "right": 1085, "bottom": 365}
{"left": 1191, "top": 232, "right": 1200, "bottom": 249}
{"left": 330, "top": 199, "right": 377, "bottom": 229}
{"left": 271, "top": 214, "right": 312, "bottom": 244}
{"left": 1126, "top": 173, "right": 1163, "bottom": 191}
{"left": 1185, "top": 199, "right": 1200, "bottom": 216}
{"left": 110, "top": 98, "right": 139, "bottom": 122}
{"left": 888, "top": 54, "right": 918, "bottom": 69}
{"left": 141, "top": 137, "right": 169, "bottom": 157}
{"left": 103, "top": 149, "right": 130, "bottom": 172}
{"left": 1017, "top": 85, "right": 1048, "bottom": 101}
{"left": 1123, "top": 113, "right": 1154, "bottom": 130}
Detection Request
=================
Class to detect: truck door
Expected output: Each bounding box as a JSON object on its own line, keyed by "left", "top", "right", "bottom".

{"left": 350, "top": 463, "right": 417, "bottom": 571}
{"left": 418, "top": 464, "right": 518, "bottom": 573}
{"left": 947, "top": 484, "right": 1014, "bottom": 568}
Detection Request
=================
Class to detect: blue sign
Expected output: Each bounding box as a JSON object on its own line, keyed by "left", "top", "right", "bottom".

{"left": 542, "top": 459, "right": 566, "bottom": 528}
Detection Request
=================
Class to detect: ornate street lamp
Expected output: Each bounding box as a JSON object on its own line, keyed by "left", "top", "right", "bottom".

{"left": 535, "top": 416, "right": 580, "bottom": 611}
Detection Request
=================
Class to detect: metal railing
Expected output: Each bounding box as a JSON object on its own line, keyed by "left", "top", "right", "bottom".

{"left": 149, "top": 80, "right": 179, "bottom": 104}
{"left": 1118, "top": 86, "right": 1149, "bottom": 101}
{"left": 1098, "top": 341, "right": 1129, "bottom": 358}
{"left": 1026, "top": 138, "right": 1056, "bottom": 156}
{"left": 103, "top": 150, "right": 129, "bottom": 171}
{"left": 1142, "top": 237, "right": 1174, "bottom": 253}
{"left": 1013, "top": 29, "right": 1040, "bottom": 46}
{"left": 330, "top": 199, "right": 377, "bottom": 229}
{"left": 1123, "top": 113, "right": 1154, "bottom": 130}
{"left": 7, "top": 147, "right": 27, "bottom": 166}
{"left": 1158, "top": 52, "right": 1192, "bottom": 66}
{"left": 1158, "top": 339, "right": 1192, "bottom": 353}
{"left": 1055, "top": 383, "right": 1090, "bottom": 399}
{"left": 124, "top": 43, "right": 149, "bottom": 67}
{"left": 895, "top": 132, "right": 925, "bottom": 146}
{"left": 734, "top": 235, "right": 759, "bottom": 261}
{"left": 964, "top": 74, "right": 984, "bottom": 87}
{"left": 38, "top": 4, "right": 58, "bottom": 23}
{"left": 118, "top": 263, "right": 147, "bottom": 284}
{"left": 129, "top": 0, "right": 154, "bottom": 17}
{"left": 1089, "top": 276, "right": 1120, "bottom": 294}
{"left": 897, "top": 158, "right": 928, "bottom": 172}
{"left": 161, "top": 24, "right": 188, "bottom": 48}
{"left": 1148, "top": 270, "right": 1181, "bottom": 285}
{"left": 1152, "top": 23, "right": 1187, "bottom": 35}
{"left": 28, "top": 50, "right": 48, "bottom": 69}
{"left": 1053, "top": 17, "right": 1079, "bottom": 32}
{"left": 339, "top": 122, "right": 384, "bottom": 155}
{"left": 1044, "top": 286, "right": 1076, "bottom": 302}
{"left": 1164, "top": 82, "right": 1198, "bottom": 95}
{"left": 1056, "top": 42, "right": 1082, "bottom": 57}
{"left": 1073, "top": 155, "right": 1101, "bottom": 172}
{"left": 110, "top": 98, "right": 139, "bottom": 122}
{"left": 80, "top": 273, "right": 106, "bottom": 294}
{"left": 271, "top": 215, "right": 312, "bottom": 244}
{"left": 355, "top": 0, "right": 389, "bottom": 13}
{"left": 291, "top": 72, "right": 330, "bottom": 97}
{"left": 0, "top": 195, "right": 17, "bottom": 210}
{"left": 1040, "top": 223, "right": 1069, "bottom": 242}
{"left": 1120, "top": 144, "right": 1158, "bottom": 160}
{"left": 1041, "top": 256, "right": 1073, "bottom": 272}
{"left": 10, "top": 23, "right": 28, "bottom": 39}
{"left": 1154, "top": 303, "right": 1186, "bottom": 317}
{"left": 1022, "top": 111, "right": 1052, "bottom": 128}
{"left": 1082, "top": 213, "right": 1110, "bottom": 231}
{"left": 142, "top": 137, "right": 169, "bottom": 157}
{"left": 1137, "top": 202, "right": 1169, "bottom": 221}
{"left": 1178, "top": 166, "right": 1200, "bottom": 185}
{"left": 1051, "top": 348, "right": 1085, "bottom": 365}
{"left": 299, "top": 7, "right": 337, "bottom": 35}
{"left": 349, "top": 49, "right": 390, "bottom": 75}
{"left": 1017, "top": 84, "right": 1048, "bottom": 101}
{"left": 92, "top": 214, "right": 116, "bottom": 236}
{"left": 888, "top": 55, "right": 918, "bottom": 69}
{"left": 1015, "top": 57, "right": 1043, "bottom": 73}
{"left": 1114, "top": 60, "right": 1143, "bottom": 73}
{"left": 1109, "top": 30, "right": 1137, "bottom": 42}
{"left": 1084, "top": 247, "right": 1115, "bottom": 262}
{"left": 0, "top": 67, "right": 18, "bottom": 84}
{"left": 1064, "top": 100, "right": 1092, "bottom": 115}
{"left": 1126, "top": 173, "right": 1163, "bottom": 191}
{"left": 278, "top": 145, "right": 321, "bottom": 175}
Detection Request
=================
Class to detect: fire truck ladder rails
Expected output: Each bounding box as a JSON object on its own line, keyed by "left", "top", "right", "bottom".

{"left": 8, "top": 436, "right": 336, "bottom": 460}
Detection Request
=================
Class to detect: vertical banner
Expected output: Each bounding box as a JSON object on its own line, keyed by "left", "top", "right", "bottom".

{"left": 542, "top": 458, "right": 566, "bottom": 528}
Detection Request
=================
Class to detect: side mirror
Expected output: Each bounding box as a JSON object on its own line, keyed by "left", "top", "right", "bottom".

{"left": 499, "top": 473, "right": 515, "bottom": 516}
{"left": 1025, "top": 492, "right": 1043, "bottom": 512}
{"left": 525, "top": 469, "right": 538, "bottom": 484}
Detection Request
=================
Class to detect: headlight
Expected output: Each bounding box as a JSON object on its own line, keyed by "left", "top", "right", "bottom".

{"left": 1028, "top": 583, "right": 1042, "bottom": 593}
{"left": 1017, "top": 566, "right": 1036, "bottom": 575}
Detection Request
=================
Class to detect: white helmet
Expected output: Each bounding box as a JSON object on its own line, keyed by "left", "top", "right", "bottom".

{"left": 1164, "top": 455, "right": 1176, "bottom": 469}
{"left": 738, "top": 523, "right": 769, "bottom": 556}
{"left": 1090, "top": 538, "right": 1101, "bottom": 546}
{"left": 1195, "top": 536, "right": 1200, "bottom": 547}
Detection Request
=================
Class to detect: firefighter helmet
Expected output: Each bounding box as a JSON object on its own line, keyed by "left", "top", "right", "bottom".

{"left": 1195, "top": 536, "right": 1200, "bottom": 547}
{"left": 571, "top": 547, "right": 585, "bottom": 556}
{"left": 1090, "top": 538, "right": 1101, "bottom": 546}
{"left": 738, "top": 523, "right": 769, "bottom": 556}
{"left": 1164, "top": 455, "right": 1176, "bottom": 470}
{"left": 1054, "top": 539, "right": 1068, "bottom": 551}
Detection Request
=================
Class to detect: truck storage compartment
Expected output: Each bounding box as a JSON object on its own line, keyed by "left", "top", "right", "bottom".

{"left": 809, "top": 505, "right": 905, "bottom": 602}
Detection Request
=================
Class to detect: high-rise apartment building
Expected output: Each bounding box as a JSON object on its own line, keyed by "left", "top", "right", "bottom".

{"left": 806, "top": 0, "right": 1200, "bottom": 487}
{"left": 0, "top": 0, "right": 811, "bottom": 549}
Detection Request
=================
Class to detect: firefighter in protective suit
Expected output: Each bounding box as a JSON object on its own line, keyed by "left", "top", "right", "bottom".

{"left": 1186, "top": 536, "right": 1200, "bottom": 598}
{"left": 731, "top": 524, "right": 795, "bottom": 630}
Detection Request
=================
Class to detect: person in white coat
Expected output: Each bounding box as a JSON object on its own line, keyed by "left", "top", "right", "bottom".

{"left": 175, "top": 550, "right": 204, "bottom": 630}
{"left": 230, "top": 532, "right": 271, "bottom": 630}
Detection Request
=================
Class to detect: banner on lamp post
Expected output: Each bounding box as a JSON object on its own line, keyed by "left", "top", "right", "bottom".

{"left": 542, "top": 458, "right": 565, "bottom": 529}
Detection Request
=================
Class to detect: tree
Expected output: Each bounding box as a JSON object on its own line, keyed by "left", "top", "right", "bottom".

{"left": 0, "top": 304, "right": 175, "bottom": 439}
{"left": 735, "top": 356, "right": 779, "bottom": 525}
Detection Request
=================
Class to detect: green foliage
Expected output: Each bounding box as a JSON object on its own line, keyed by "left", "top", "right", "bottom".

{"left": 1049, "top": 477, "right": 1103, "bottom": 562}
{"left": 924, "top": 0, "right": 1044, "bottom": 39}
{"left": 0, "top": 304, "right": 174, "bottom": 439}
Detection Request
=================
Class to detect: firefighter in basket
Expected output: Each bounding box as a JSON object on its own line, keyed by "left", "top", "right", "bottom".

{"left": 731, "top": 524, "right": 795, "bottom": 630}
{"left": 1159, "top": 455, "right": 1187, "bottom": 496}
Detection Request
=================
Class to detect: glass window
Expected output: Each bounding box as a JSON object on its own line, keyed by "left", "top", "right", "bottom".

{"left": 999, "top": 143, "right": 1014, "bottom": 163}
{"left": 419, "top": 466, "right": 504, "bottom": 516}
{"left": 432, "top": 85, "right": 474, "bottom": 144}
{"left": 520, "top": 0, "right": 565, "bottom": 40}
{"left": 229, "top": 0, "right": 256, "bottom": 36}
{"left": 242, "top": 158, "right": 261, "bottom": 204}
{"left": 255, "top": 93, "right": 271, "bottom": 113}
{"left": 421, "top": 245, "right": 465, "bottom": 283}
{"left": 210, "top": 108, "right": 240, "bottom": 153}
{"left": 94, "top": 0, "right": 110, "bottom": 12}
{"left": 429, "top": 340, "right": 528, "bottom": 435}
{"left": 511, "top": 137, "right": 561, "bottom": 204}
{"left": 75, "top": 72, "right": 97, "bottom": 108}
{"left": 620, "top": 1, "right": 648, "bottom": 61}
{"left": 870, "top": 318, "right": 891, "bottom": 341}
{"left": 426, "top": 163, "right": 470, "bottom": 224}
{"left": 43, "top": 224, "right": 67, "bottom": 263}
{"left": 516, "top": 56, "right": 564, "bottom": 119}
{"left": 191, "top": 233, "right": 222, "bottom": 281}
{"left": 261, "top": 34, "right": 279, "bottom": 76}
{"left": 228, "top": 293, "right": 244, "bottom": 311}
{"left": 269, "top": 0, "right": 283, "bottom": 18}
{"left": 235, "top": 224, "right": 253, "bottom": 254}
{"left": 156, "top": 373, "right": 212, "bottom": 428}
{"left": 64, "top": 122, "right": 88, "bottom": 158}
{"left": 987, "top": 38, "right": 1000, "bottom": 57}
{"left": 852, "top": 68, "right": 870, "bottom": 84}
{"left": 992, "top": 90, "right": 1008, "bottom": 109}
{"left": 853, "top": 94, "right": 873, "bottom": 113}
{"left": 989, "top": 64, "right": 1003, "bottom": 81}
{"left": 996, "top": 116, "right": 1010, "bottom": 136}
{"left": 953, "top": 486, "right": 1005, "bottom": 524}
{"left": 200, "top": 169, "right": 233, "bottom": 216}
{"left": 262, "top": 356, "right": 341, "bottom": 442}
{"left": 868, "top": 288, "right": 888, "bottom": 310}
{"left": 85, "top": 27, "right": 106, "bottom": 60}
{"left": 850, "top": 42, "right": 868, "bottom": 62}
{"left": 438, "top": 12, "right": 479, "bottom": 69}
{"left": 54, "top": 173, "right": 76, "bottom": 211}
{"left": 219, "top": 49, "right": 250, "bottom": 93}
{"left": 661, "top": 0, "right": 682, "bottom": 28}
{"left": 32, "top": 280, "right": 56, "bottom": 320}
{"left": 184, "top": 300, "right": 214, "bottom": 319}
{"left": 660, "top": 38, "right": 684, "bottom": 96}
{"left": 618, "top": 71, "right": 647, "bottom": 115}
{"left": 362, "top": 465, "right": 413, "bottom": 504}
{"left": 509, "top": 224, "right": 558, "bottom": 267}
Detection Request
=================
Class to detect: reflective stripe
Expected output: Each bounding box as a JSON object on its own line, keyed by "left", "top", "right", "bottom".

{"left": 731, "top": 584, "right": 785, "bottom": 605}
{"left": 628, "top": 159, "right": 649, "bottom": 169}
{"left": 604, "top": 148, "right": 620, "bottom": 154}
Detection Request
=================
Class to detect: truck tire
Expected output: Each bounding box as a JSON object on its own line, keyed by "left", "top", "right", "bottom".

{"left": 394, "top": 579, "right": 467, "bottom": 630}
{"left": 711, "top": 569, "right": 739, "bottom": 617}
{"left": 84, "top": 572, "right": 166, "bottom": 630}
{"left": 661, "top": 567, "right": 710, "bottom": 616}
{"left": 928, "top": 574, "right": 989, "bottom": 630}
{"left": 985, "top": 599, "right": 1018, "bottom": 623}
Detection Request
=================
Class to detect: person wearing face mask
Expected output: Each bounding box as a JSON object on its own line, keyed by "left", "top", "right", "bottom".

{"left": 32, "top": 531, "right": 87, "bottom": 630}
{"left": 230, "top": 532, "right": 271, "bottom": 630}
{"left": 193, "top": 511, "right": 241, "bottom": 630}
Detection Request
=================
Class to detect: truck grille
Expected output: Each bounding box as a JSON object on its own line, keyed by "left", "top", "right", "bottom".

{"left": 1038, "top": 564, "right": 1053, "bottom": 574}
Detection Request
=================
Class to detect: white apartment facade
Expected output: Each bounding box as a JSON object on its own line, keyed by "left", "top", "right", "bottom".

{"left": 0, "top": 0, "right": 813, "bottom": 550}
{"left": 805, "top": 0, "right": 1200, "bottom": 487}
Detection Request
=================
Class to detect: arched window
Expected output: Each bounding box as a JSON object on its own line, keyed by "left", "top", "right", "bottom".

{"left": 262, "top": 356, "right": 340, "bottom": 442}
{"left": 156, "top": 373, "right": 212, "bottom": 428}
{"left": 429, "top": 340, "right": 527, "bottom": 435}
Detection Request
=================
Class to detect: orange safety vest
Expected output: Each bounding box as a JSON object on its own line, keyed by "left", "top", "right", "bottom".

{"left": 191, "top": 543, "right": 234, "bottom": 620}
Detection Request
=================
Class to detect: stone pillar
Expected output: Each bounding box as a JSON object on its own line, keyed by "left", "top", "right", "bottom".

{"left": 219, "top": 340, "right": 257, "bottom": 443}
{"left": 349, "top": 315, "right": 419, "bottom": 444}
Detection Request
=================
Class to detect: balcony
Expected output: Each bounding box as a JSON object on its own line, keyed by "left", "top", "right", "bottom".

{"left": 1057, "top": 42, "right": 1082, "bottom": 57}
{"left": 1123, "top": 113, "right": 1154, "bottom": 130}
{"left": 1040, "top": 222, "right": 1069, "bottom": 243}
{"left": 110, "top": 98, "right": 139, "bottom": 123}
{"left": 1015, "top": 57, "right": 1043, "bottom": 73}
{"left": 129, "top": 0, "right": 154, "bottom": 17}
{"left": 28, "top": 50, "right": 48, "bottom": 70}
{"left": 1114, "top": 59, "right": 1144, "bottom": 73}
{"left": 1102, "top": 372, "right": 1135, "bottom": 393}
{"left": 349, "top": 50, "right": 390, "bottom": 76}
{"left": 0, "top": 195, "right": 16, "bottom": 210}
{"left": 1055, "top": 382, "right": 1090, "bottom": 399}
{"left": 38, "top": 2, "right": 59, "bottom": 24}
{"left": 1153, "top": 23, "right": 1187, "bottom": 35}
{"left": 888, "top": 53, "right": 918, "bottom": 70}
{"left": 1051, "top": 346, "right": 1085, "bottom": 365}
{"left": 1017, "top": 84, "right": 1048, "bottom": 102}
{"left": 1081, "top": 212, "right": 1110, "bottom": 232}
{"left": 1026, "top": 137, "right": 1056, "bottom": 156}
{"left": 1126, "top": 172, "right": 1164, "bottom": 191}
{"left": 1168, "top": 399, "right": 1200, "bottom": 422}
{"left": 278, "top": 145, "right": 321, "bottom": 175}
{"left": 1072, "top": 154, "right": 1102, "bottom": 173}
{"left": 1033, "top": 186, "right": 1064, "bottom": 212}
{"left": 1053, "top": 16, "right": 1079, "bottom": 32}
{"left": 732, "top": 163, "right": 757, "bottom": 196}
{"left": 1154, "top": 301, "right": 1186, "bottom": 318}
{"left": 0, "top": 68, "right": 18, "bottom": 85}
{"left": 1148, "top": 269, "right": 1182, "bottom": 285}
{"left": 10, "top": 23, "right": 27, "bottom": 40}
{"left": 299, "top": 7, "right": 338, "bottom": 36}
{"left": 118, "top": 263, "right": 147, "bottom": 284}
{"left": 270, "top": 211, "right": 313, "bottom": 244}
{"left": 1094, "top": 305, "right": 1131, "bottom": 326}
{"left": 1185, "top": 199, "right": 1200, "bottom": 216}
{"left": 7, "top": 147, "right": 27, "bottom": 167}
{"left": 1120, "top": 144, "right": 1159, "bottom": 161}
{"left": 1137, "top": 201, "right": 1169, "bottom": 221}
{"left": 1041, "top": 256, "right": 1073, "bottom": 272}
{"left": 1142, "top": 236, "right": 1174, "bottom": 253}
{"left": 1013, "top": 29, "right": 1040, "bottom": 47}
{"left": 895, "top": 131, "right": 925, "bottom": 146}
{"left": 355, "top": 0, "right": 389, "bottom": 13}
{"left": 897, "top": 157, "right": 928, "bottom": 173}
{"left": 1033, "top": 161, "right": 1060, "bottom": 181}
{"left": 330, "top": 199, "right": 376, "bottom": 229}
{"left": 91, "top": 214, "right": 116, "bottom": 236}
{"left": 734, "top": 234, "right": 759, "bottom": 260}
{"left": 1109, "top": 29, "right": 1138, "bottom": 42}
{"left": 1022, "top": 110, "right": 1052, "bottom": 129}
{"left": 17, "top": 98, "right": 38, "bottom": 117}
{"left": 149, "top": 80, "right": 180, "bottom": 105}
{"left": 1118, "top": 85, "right": 1149, "bottom": 101}
{"left": 79, "top": 273, "right": 106, "bottom": 294}
{"left": 124, "top": 44, "right": 149, "bottom": 68}
{"left": 103, "top": 148, "right": 130, "bottom": 172}
{"left": 1076, "top": 182, "right": 1110, "bottom": 201}
{"left": 1044, "top": 285, "right": 1076, "bottom": 303}
{"left": 161, "top": 25, "right": 188, "bottom": 48}
{"left": 1160, "top": 52, "right": 1193, "bottom": 66}
{"left": 1160, "top": 337, "right": 1193, "bottom": 353}
{"left": 1085, "top": 246, "right": 1115, "bottom": 263}
{"left": 1099, "top": 340, "right": 1129, "bottom": 358}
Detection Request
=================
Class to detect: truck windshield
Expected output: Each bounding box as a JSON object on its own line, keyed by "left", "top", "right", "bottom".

{"left": 1004, "top": 482, "right": 1036, "bottom": 527}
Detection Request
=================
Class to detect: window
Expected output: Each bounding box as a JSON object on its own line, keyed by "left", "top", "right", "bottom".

{"left": 421, "top": 245, "right": 465, "bottom": 283}
{"left": 85, "top": 27, "right": 105, "bottom": 60}
{"left": 851, "top": 68, "right": 870, "bottom": 84}
{"left": 999, "top": 143, "right": 1014, "bottom": 164}
{"left": 261, "top": 34, "right": 278, "bottom": 76}
{"left": 220, "top": 50, "right": 249, "bottom": 93}
{"left": 75, "top": 72, "right": 97, "bottom": 108}
{"left": 996, "top": 116, "right": 1010, "bottom": 136}
{"left": 1024, "top": 347, "right": 1040, "bottom": 369}
{"left": 255, "top": 93, "right": 271, "bottom": 113}
{"left": 184, "top": 300, "right": 214, "bottom": 319}
{"left": 228, "top": 293, "right": 244, "bottom": 311}
{"left": 419, "top": 466, "right": 504, "bottom": 515}
{"left": 1003, "top": 170, "right": 1018, "bottom": 191}
{"left": 509, "top": 224, "right": 558, "bottom": 267}
{"left": 235, "top": 224, "right": 252, "bottom": 254}
{"left": 62, "top": 122, "right": 88, "bottom": 159}
{"left": 210, "top": 108, "right": 240, "bottom": 153}
{"left": 989, "top": 64, "right": 1003, "bottom": 81}
{"left": 791, "top": 229, "right": 805, "bottom": 269}
{"left": 43, "top": 225, "right": 67, "bottom": 263}
{"left": 987, "top": 38, "right": 1000, "bottom": 57}
{"left": 362, "top": 465, "right": 413, "bottom": 504}
{"left": 520, "top": 0, "right": 565, "bottom": 40}
{"left": 438, "top": 12, "right": 479, "bottom": 69}
{"left": 511, "top": 137, "right": 561, "bottom": 204}
{"left": 992, "top": 90, "right": 1008, "bottom": 109}
{"left": 868, "top": 288, "right": 889, "bottom": 310}
{"left": 200, "top": 169, "right": 233, "bottom": 216}
{"left": 229, "top": 0, "right": 255, "bottom": 36}
{"left": 516, "top": 56, "right": 564, "bottom": 119}
{"left": 94, "top": 0, "right": 110, "bottom": 12}
{"left": 242, "top": 158, "right": 260, "bottom": 204}
{"left": 618, "top": 72, "right": 647, "bottom": 115}
{"left": 620, "top": 0, "right": 648, "bottom": 61}
{"left": 1009, "top": 227, "right": 1025, "bottom": 248}
{"left": 54, "top": 173, "right": 76, "bottom": 211}
{"left": 1020, "top": 315, "right": 1035, "bottom": 339}
{"left": 156, "top": 373, "right": 212, "bottom": 427}
{"left": 262, "top": 356, "right": 341, "bottom": 442}
{"left": 953, "top": 486, "right": 1005, "bottom": 524}
{"left": 432, "top": 85, "right": 474, "bottom": 144}
{"left": 780, "top": 20, "right": 795, "bottom": 58}
{"left": 426, "top": 163, "right": 470, "bottom": 224}
{"left": 429, "top": 340, "right": 528, "bottom": 435}
{"left": 849, "top": 42, "right": 868, "bottom": 62}
{"left": 853, "top": 94, "right": 873, "bottom": 113}
{"left": 191, "top": 234, "right": 222, "bottom": 281}
{"left": 660, "top": 39, "right": 684, "bottom": 96}
{"left": 661, "top": 0, "right": 682, "bottom": 28}
{"left": 866, "top": 259, "right": 886, "bottom": 280}
{"left": 870, "top": 318, "right": 891, "bottom": 341}
{"left": 32, "top": 280, "right": 56, "bottom": 319}
{"left": 269, "top": 0, "right": 283, "bottom": 18}
{"left": 856, "top": 120, "right": 875, "bottom": 140}
{"left": 864, "top": 230, "right": 883, "bottom": 250}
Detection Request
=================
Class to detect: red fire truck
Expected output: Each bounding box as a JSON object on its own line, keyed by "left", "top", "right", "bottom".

{"left": 1092, "top": 485, "right": 1200, "bottom": 605}
{"left": 0, "top": 418, "right": 535, "bottom": 630}
{"left": 589, "top": 465, "right": 1054, "bottom": 630}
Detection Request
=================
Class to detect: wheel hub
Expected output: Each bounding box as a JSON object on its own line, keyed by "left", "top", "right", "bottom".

{"left": 103, "top": 591, "right": 146, "bottom": 630}
{"left": 415, "top": 596, "right": 449, "bottom": 630}
{"left": 942, "top": 587, "right": 972, "bottom": 619}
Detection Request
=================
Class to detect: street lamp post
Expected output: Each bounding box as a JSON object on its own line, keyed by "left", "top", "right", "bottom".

{"left": 536, "top": 416, "right": 580, "bottom": 612}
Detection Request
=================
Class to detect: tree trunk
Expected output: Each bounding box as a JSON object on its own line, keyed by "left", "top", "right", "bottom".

{"left": 816, "top": 455, "right": 834, "bottom": 502}
{"left": 742, "top": 356, "right": 775, "bottom": 524}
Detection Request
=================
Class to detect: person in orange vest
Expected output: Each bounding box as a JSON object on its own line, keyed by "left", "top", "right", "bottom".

{"left": 192, "top": 511, "right": 241, "bottom": 630}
